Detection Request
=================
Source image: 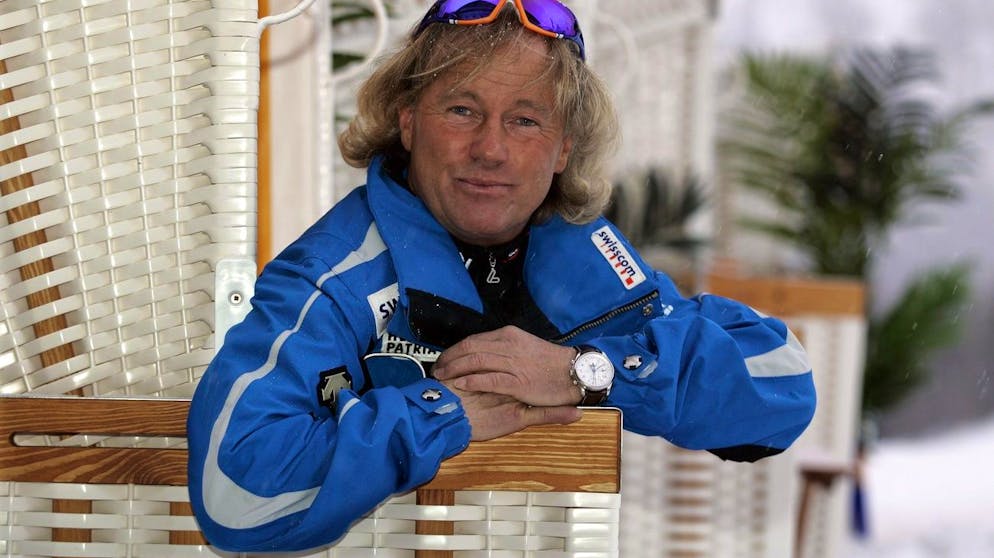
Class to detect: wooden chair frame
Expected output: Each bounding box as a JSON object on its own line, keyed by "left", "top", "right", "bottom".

{"left": 1, "top": 396, "right": 621, "bottom": 557}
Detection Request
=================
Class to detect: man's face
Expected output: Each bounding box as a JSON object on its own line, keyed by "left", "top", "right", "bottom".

{"left": 398, "top": 37, "right": 573, "bottom": 246}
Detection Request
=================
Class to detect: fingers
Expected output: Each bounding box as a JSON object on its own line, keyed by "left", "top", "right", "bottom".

{"left": 522, "top": 404, "right": 583, "bottom": 428}
{"left": 433, "top": 349, "right": 514, "bottom": 380}
{"left": 451, "top": 371, "right": 523, "bottom": 396}
{"left": 434, "top": 330, "right": 518, "bottom": 379}
{"left": 436, "top": 329, "right": 578, "bottom": 407}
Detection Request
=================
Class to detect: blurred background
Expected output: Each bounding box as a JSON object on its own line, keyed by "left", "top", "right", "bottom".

{"left": 716, "top": 0, "right": 994, "bottom": 438}
{"left": 713, "top": 2, "right": 994, "bottom": 556}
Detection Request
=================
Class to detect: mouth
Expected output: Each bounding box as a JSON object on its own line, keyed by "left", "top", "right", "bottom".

{"left": 456, "top": 177, "right": 513, "bottom": 190}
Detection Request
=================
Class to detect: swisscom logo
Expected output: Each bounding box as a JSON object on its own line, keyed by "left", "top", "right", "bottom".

{"left": 592, "top": 226, "right": 646, "bottom": 289}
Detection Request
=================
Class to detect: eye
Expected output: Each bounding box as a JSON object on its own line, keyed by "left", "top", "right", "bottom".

{"left": 449, "top": 105, "right": 473, "bottom": 117}
{"left": 514, "top": 116, "right": 539, "bottom": 127}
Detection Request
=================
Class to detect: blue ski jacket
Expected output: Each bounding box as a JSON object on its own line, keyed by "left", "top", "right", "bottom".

{"left": 187, "top": 156, "right": 816, "bottom": 552}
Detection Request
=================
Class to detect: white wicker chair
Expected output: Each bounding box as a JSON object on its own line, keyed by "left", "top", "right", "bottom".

{"left": 1, "top": 0, "right": 260, "bottom": 398}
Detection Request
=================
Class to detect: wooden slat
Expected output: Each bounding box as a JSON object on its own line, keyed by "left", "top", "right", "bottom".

{"left": 0, "top": 398, "right": 622, "bottom": 493}
{"left": 706, "top": 273, "right": 865, "bottom": 317}
{"left": 170, "top": 502, "right": 209, "bottom": 545}
{"left": 0, "top": 398, "right": 190, "bottom": 485}
{"left": 415, "top": 488, "right": 456, "bottom": 558}
{"left": 50, "top": 499, "right": 93, "bottom": 543}
{"left": 423, "top": 408, "right": 621, "bottom": 493}
{"left": 0, "top": 397, "right": 189, "bottom": 436}
{"left": 257, "top": 0, "right": 272, "bottom": 269}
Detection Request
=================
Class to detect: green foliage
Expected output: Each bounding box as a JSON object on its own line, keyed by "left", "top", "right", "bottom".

{"left": 863, "top": 264, "right": 971, "bottom": 411}
{"left": 330, "top": 0, "right": 398, "bottom": 71}
{"left": 332, "top": 52, "right": 365, "bottom": 70}
{"left": 331, "top": 1, "right": 379, "bottom": 26}
{"left": 721, "top": 47, "right": 990, "bottom": 276}
{"left": 720, "top": 47, "right": 993, "bottom": 413}
{"left": 605, "top": 169, "right": 709, "bottom": 250}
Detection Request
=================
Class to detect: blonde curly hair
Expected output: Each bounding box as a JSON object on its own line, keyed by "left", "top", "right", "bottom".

{"left": 337, "top": 6, "right": 619, "bottom": 224}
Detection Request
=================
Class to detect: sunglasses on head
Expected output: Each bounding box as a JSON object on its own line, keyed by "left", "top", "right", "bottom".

{"left": 413, "top": 0, "right": 586, "bottom": 61}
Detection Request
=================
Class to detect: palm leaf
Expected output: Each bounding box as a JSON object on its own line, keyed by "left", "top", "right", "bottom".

{"left": 608, "top": 169, "right": 709, "bottom": 250}
{"left": 720, "top": 46, "right": 991, "bottom": 277}
{"left": 862, "top": 264, "right": 972, "bottom": 412}
{"left": 719, "top": 46, "right": 993, "bottom": 411}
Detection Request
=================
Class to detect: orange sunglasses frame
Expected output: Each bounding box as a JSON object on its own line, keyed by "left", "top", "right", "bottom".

{"left": 447, "top": 0, "right": 566, "bottom": 39}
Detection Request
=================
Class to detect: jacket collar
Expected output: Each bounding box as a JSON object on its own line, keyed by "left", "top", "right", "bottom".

{"left": 364, "top": 155, "right": 659, "bottom": 348}
{"left": 365, "top": 156, "right": 483, "bottom": 315}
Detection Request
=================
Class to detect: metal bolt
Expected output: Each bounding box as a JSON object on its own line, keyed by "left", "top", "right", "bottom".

{"left": 229, "top": 291, "right": 243, "bottom": 305}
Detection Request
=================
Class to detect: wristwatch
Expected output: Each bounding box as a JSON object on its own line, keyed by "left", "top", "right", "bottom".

{"left": 569, "top": 345, "right": 615, "bottom": 406}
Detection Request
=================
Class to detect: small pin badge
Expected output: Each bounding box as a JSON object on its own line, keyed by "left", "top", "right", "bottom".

{"left": 623, "top": 355, "right": 643, "bottom": 370}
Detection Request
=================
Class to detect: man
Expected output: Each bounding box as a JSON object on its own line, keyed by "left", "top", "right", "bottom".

{"left": 187, "top": 0, "right": 816, "bottom": 552}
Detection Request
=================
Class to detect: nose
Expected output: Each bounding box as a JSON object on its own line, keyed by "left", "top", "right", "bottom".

{"left": 469, "top": 118, "right": 509, "bottom": 166}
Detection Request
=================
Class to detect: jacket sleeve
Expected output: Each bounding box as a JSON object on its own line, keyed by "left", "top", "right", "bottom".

{"left": 186, "top": 253, "right": 471, "bottom": 552}
{"left": 590, "top": 272, "right": 816, "bottom": 462}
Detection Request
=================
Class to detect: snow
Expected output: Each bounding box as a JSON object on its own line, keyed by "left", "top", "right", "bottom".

{"left": 845, "top": 416, "right": 994, "bottom": 558}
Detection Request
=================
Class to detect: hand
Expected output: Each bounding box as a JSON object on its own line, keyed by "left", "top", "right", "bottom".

{"left": 442, "top": 380, "right": 582, "bottom": 441}
{"left": 432, "top": 326, "right": 582, "bottom": 407}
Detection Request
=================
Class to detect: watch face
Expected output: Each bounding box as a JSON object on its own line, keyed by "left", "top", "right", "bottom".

{"left": 574, "top": 352, "right": 614, "bottom": 390}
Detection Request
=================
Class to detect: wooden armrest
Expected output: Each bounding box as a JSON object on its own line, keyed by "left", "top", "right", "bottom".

{"left": 0, "top": 396, "right": 621, "bottom": 492}
{"left": 0, "top": 396, "right": 189, "bottom": 485}
{"left": 706, "top": 273, "right": 865, "bottom": 316}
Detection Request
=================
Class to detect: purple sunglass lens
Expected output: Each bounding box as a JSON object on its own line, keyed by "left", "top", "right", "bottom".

{"left": 518, "top": 0, "right": 579, "bottom": 36}
{"left": 434, "top": 0, "right": 502, "bottom": 20}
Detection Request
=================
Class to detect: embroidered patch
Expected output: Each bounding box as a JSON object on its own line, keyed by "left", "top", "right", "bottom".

{"left": 381, "top": 333, "right": 440, "bottom": 363}
{"left": 591, "top": 226, "right": 647, "bottom": 290}
{"left": 317, "top": 366, "right": 353, "bottom": 410}
{"left": 367, "top": 283, "right": 400, "bottom": 337}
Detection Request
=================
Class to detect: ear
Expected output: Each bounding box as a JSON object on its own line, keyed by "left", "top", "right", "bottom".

{"left": 555, "top": 136, "right": 573, "bottom": 174}
{"left": 398, "top": 105, "right": 414, "bottom": 151}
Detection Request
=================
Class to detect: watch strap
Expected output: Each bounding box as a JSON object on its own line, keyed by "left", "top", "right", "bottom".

{"left": 579, "top": 385, "right": 609, "bottom": 406}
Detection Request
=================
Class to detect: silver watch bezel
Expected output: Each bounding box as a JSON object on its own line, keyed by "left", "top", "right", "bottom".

{"left": 572, "top": 350, "right": 614, "bottom": 391}
{"left": 569, "top": 345, "right": 615, "bottom": 399}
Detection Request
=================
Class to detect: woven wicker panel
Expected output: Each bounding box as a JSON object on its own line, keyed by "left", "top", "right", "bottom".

{"left": 0, "top": 484, "right": 619, "bottom": 557}
{"left": 619, "top": 433, "right": 794, "bottom": 558}
{"left": 0, "top": 0, "right": 258, "bottom": 399}
{"left": 789, "top": 316, "right": 866, "bottom": 558}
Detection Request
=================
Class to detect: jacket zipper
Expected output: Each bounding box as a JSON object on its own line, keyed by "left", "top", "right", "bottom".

{"left": 552, "top": 290, "right": 660, "bottom": 344}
